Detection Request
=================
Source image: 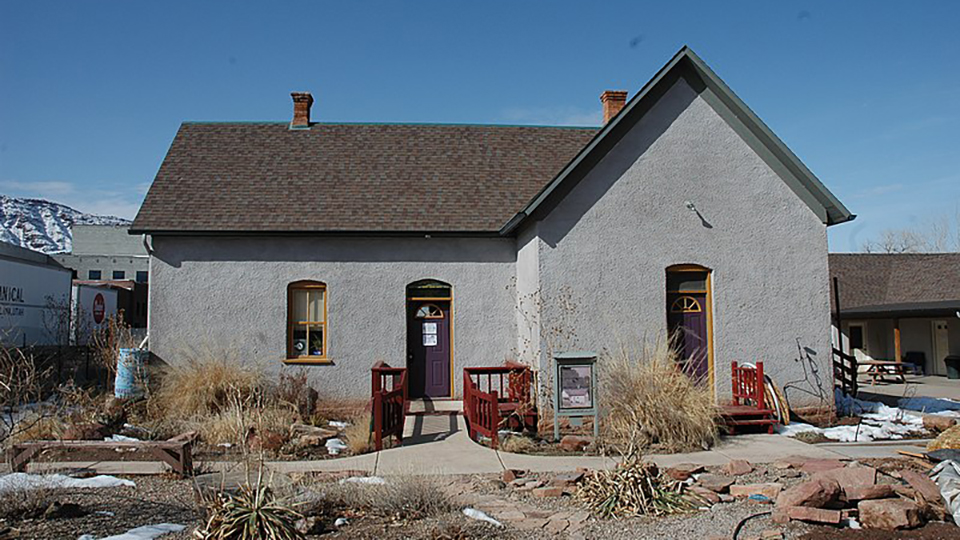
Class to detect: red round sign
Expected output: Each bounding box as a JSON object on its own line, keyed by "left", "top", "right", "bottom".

{"left": 93, "top": 293, "right": 105, "bottom": 324}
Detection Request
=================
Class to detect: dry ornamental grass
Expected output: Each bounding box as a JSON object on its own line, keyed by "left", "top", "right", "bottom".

{"left": 601, "top": 338, "right": 719, "bottom": 455}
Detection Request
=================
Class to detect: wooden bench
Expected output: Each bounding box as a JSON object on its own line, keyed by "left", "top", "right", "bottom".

{"left": 721, "top": 361, "right": 776, "bottom": 434}
{"left": 9, "top": 431, "right": 198, "bottom": 477}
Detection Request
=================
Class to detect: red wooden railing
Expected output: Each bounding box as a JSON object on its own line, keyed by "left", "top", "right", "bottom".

{"left": 371, "top": 361, "right": 407, "bottom": 451}
{"left": 463, "top": 362, "right": 535, "bottom": 449}
{"left": 731, "top": 360, "right": 765, "bottom": 409}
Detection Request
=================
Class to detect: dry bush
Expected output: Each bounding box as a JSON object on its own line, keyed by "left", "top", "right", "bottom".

{"left": 149, "top": 349, "right": 265, "bottom": 419}
{"left": 90, "top": 313, "right": 139, "bottom": 378}
{"left": 601, "top": 338, "right": 719, "bottom": 455}
{"left": 0, "top": 483, "right": 55, "bottom": 521}
{"left": 277, "top": 369, "right": 318, "bottom": 423}
{"left": 140, "top": 348, "right": 300, "bottom": 451}
{"left": 577, "top": 457, "right": 696, "bottom": 518}
{"left": 195, "top": 400, "right": 298, "bottom": 447}
{"left": 499, "top": 434, "right": 538, "bottom": 454}
{"left": 10, "top": 413, "right": 67, "bottom": 443}
{"left": 343, "top": 414, "right": 373, "bottom": 455}
{"left": 330, "top": 475, "right": 453, "bottom": 520}
{"left": 313, "top": 397, "right": 368, "bottom": 425}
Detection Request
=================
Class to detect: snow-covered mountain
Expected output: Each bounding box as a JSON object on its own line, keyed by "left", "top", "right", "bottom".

{"left": 0, "top": 195, "right": 131, "bottom": 254}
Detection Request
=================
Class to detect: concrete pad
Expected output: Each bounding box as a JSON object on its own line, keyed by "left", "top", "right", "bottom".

{"left": 815, "top": 441, "right": 929, "bottom": 460}
{"left": 265, "top": 452, "right": 379, "bottom": 474}
{"left": 375, "top": 416, "right": 502, "bottom": 475}
{"left": 713, "top": 435, "right": 849, "bottom": 462}
{"left": 498, "top": 451, "right": 619, "bottom": 472}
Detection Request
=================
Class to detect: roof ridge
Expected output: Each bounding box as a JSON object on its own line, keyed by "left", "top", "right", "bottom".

{"left": 181, "top": 121, "right": 599, "bottom": 130}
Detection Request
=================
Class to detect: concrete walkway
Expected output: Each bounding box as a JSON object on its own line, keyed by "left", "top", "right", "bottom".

{"left": 20, "top": 415, "right": 932, "bottom": 477}
{"left": 267, "top": 415, "right": 852, "bottom": 476}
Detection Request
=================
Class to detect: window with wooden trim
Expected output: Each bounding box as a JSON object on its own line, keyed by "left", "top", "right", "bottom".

{"left": 287, "top": 281, "right": 327, "bottom": 361}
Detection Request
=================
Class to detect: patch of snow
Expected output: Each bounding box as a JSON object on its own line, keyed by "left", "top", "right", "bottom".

{"left": 105, "top": 434, "right": 139, "bottom": 442}
{"left": 216, "top": 442, "right": 233, "bottom": 448}
{"left": 334, "top": 517, "right": 348, "bottom": 527}
{"left": 777, "top": 390, "right": 927, "bottom": 442}
{"left": 328, "top": 420, "right": 349, "bottom": 429}
{"left": 78, "top": 523, "right": 185, "bottom": 540}
{"left": 0, "top": 473, "right": 135, "bottom": 493}
{"left": 95, "top": 510, "right": 115, "bottom": 517}
{"left": 462, "top": 508, "right": 503, "bottom": 527}
{"left": 326, "top": 438, "right": 347, "bottom": 455}
{"left": 339, "top": 476, "right": 387, "bottom": 485}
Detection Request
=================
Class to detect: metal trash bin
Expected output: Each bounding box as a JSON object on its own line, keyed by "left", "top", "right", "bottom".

{"left": 946, "top": 355, "right": 960, "bottom": 380}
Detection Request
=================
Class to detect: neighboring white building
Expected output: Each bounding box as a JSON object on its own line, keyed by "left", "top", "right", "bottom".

{"left": 0, "top": 240, "right": 73, "bottom": 346}
{"left": 71, "top": 283, "right": 119, "bottom": 345}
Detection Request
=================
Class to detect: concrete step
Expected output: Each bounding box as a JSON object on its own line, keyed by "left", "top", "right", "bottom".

{"left": 407, "top": 399, "right": 463, "bottom": 415}
{"left": 402, "top": 413, "right": 461, "bottom": 441}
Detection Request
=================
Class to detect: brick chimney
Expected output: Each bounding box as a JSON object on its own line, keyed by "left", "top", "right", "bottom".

{"left": 290, "top": 92, "right": 314, "bottom": 128}
{"left": 600, "top": 90, "right": 628, "bottom": 124}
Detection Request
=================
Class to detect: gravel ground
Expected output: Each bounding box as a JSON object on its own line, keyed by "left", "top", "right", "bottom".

{"left": 2, "top": 459, "right": 953, "bottom": 540}
{"left": 8, "top": 475, "right": 199, "bottom": 540}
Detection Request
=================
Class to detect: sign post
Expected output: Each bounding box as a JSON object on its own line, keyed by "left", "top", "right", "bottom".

{"left": 553, "top": 351, "right": 599, "bottom": 441}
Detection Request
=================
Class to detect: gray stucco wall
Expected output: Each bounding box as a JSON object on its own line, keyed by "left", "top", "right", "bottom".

{"left": 148, "top": 236, "right": 517, "bottom": 398}
{"left": 526, "top": 78, "right": 834, "bottom": 410}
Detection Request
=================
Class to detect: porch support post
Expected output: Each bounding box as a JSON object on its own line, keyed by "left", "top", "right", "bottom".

{"left": 894, "top": 319, "right": 901, "bottom": 363}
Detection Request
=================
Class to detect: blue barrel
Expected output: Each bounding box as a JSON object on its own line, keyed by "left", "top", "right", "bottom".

{"left": 115, "top": 348, "right": 148, "bottom": 398}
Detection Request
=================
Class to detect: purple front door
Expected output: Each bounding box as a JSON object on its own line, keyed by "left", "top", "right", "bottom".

{"left": 408, "top": 302, "right": 451, "bottom": 398}
{"left": 667, "top": 292, "right": 709, "bottom": 382}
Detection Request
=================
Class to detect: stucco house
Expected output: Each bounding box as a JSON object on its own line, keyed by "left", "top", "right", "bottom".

{"left": 130, "top": 47, "right": 854, "bottom": 415}
{"left": 831, "top": 253, "right": 960, "bottom": 376}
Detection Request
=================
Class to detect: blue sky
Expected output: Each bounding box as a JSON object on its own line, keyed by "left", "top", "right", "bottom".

{"left": 1, "top": 1, "right": 958, "bottom": 252}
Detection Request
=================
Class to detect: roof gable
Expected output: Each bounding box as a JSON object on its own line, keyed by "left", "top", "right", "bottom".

{"left": 502, "top": 47, "right": 854, "bottom": 234}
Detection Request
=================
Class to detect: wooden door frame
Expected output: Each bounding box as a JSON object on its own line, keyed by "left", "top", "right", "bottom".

{"left": 406, "top": 293, "right": 454, "bottom": 400}
{"left": 665, "top": 265, "right": 715, "bottom": 394}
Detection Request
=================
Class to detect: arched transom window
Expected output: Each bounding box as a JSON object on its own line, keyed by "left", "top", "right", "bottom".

{"left": 415, "top": 304, "right": 444, "bottom": 319}
{"left": 670, "top": 295, "right": 702, "bottom": 313}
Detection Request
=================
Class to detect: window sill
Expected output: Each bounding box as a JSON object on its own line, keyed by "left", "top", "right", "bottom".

{"left": 284, "top": 357, "right": 333, "bottom": 365}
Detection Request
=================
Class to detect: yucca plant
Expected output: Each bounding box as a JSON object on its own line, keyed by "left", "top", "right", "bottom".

{"left": 195, "top": 468, "right": 304, "bottom": 540}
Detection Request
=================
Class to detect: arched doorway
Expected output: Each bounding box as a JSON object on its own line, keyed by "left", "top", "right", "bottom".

{"left": 406, "top": 280, "right": 453, "bottom": 398}
{"left": 666, "top": 265, "right": 713, "bottom": 385}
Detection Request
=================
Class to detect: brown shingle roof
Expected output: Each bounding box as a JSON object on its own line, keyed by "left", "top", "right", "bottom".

{"left": 829, "top": 253, "right": 960, "bottom": 312}
{"left": 131, "top": 122, "right": 597, "bottom": 234}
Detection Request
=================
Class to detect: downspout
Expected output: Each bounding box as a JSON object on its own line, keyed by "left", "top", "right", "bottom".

{"left": 140, "top": 234, "right": 153, "bottom": 349}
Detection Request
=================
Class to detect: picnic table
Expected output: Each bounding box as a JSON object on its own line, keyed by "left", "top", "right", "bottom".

{"left": 858, "top": 360, "right": 906, "bottom": 385}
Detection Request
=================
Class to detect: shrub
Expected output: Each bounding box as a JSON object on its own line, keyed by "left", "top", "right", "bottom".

{"left": 499, "top": 434, "right": 538, "bottom": 454}
{"left": 192, "top": 401, "right": 298, "bottom": 448}
{"left": 276, "top": 369, "right": 317, "bottom": 423}
{"left": 195, "top": 468, "right": 304, "bottom": 540}
{"left": 331, "top": 475, "right": 453, "bottom": 520}
{"left": 601, "top": 338, "right": 719, "bottom": 455}
{"left": 150, "top": 348, "right": 265, "bottom": 419}
{"left": 0, "top": 481, "right": 54, "bottom": 521}
{"left": 343, "top": 414, "right": 373, "bottom": 455}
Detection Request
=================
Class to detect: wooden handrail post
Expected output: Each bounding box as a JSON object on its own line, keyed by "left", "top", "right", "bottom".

{"left": 756, "top": 361, "right": 766, "bottom": 410}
